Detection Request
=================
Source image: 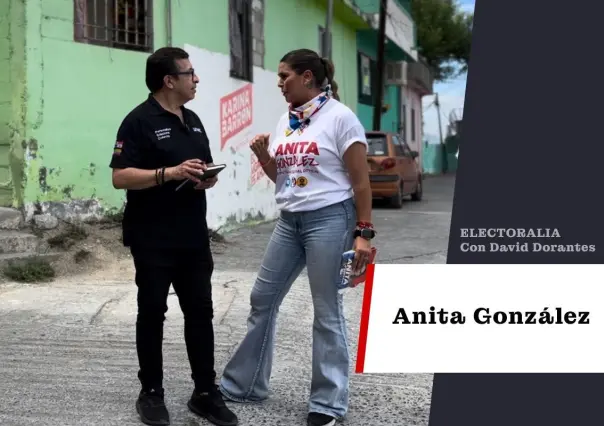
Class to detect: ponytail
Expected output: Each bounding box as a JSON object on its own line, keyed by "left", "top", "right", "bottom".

{"left": 321, "top": 57, "right": 340, "bottom": 101}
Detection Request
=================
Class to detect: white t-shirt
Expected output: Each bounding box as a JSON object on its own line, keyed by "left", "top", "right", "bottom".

{"left": 268, "top": 98, "right": 368, "bottom": 212}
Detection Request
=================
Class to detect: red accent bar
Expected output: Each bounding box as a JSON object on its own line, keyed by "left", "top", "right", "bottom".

{"left": 355, "top": 263, "right": 376, "bottom": 374}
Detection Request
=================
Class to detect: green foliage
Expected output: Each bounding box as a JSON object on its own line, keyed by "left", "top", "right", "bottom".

{"left": 3, "top": 258, "right": 56, "bottom": 283}
{"left": 410, "top": 0, "right": 473, "bottom": 81}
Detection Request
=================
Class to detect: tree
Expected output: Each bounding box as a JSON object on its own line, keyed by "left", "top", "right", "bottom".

{"left": 410, "top": 0, "right": 473, "bottom": 82}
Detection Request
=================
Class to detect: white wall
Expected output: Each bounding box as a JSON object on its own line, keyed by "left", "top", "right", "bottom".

{"left": 184, "top": 44, "right": 288, "bottom": 230}
{"left": 402, "top": 86, "right": 424, "bottom": 165}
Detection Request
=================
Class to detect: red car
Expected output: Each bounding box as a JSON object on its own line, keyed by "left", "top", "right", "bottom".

{"left": 366, "top": 131, "right": 423, "bottom": 208}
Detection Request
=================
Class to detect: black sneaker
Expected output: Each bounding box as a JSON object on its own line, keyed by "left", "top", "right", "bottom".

{"left": 135, "top": 388, "right": 170, "bottom": 426}
{"left": 187, "top": 386, "right": 238, "bottom": 426}
{"left": 307, "top": 412, "right": 336, "bottom": 426}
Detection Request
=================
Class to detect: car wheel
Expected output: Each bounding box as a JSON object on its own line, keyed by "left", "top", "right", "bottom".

{"left": 411, "top": 176, "right": 423, "bottom": 201}
{"left": 390, "top": 182, "right": 404, "bottom": 208}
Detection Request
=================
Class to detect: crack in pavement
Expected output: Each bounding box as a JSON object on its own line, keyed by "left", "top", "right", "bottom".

{"left": 89, "top": 292, "right": 128, "bottom": 325}
{"left": 218, "top": 288, "right": 239, "bottom": 326}
{"left": 383, "top": 249, "right": 448, "bottom": 262}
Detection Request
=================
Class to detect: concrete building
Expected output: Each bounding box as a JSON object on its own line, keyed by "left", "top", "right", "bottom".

{"left": 399, "top": 57, "right": 434, "bottom": 168}
{"left": 352, "top": 0, "right": 433, "bottom": 169}
{"left": 354, "top": 0, "right": 417, "bottom": 133}
{"left": 0, "top": 0, "right": 376, "bottom": 230}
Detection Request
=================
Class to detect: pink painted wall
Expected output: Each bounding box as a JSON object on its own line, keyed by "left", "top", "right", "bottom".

{"left": 402, "top": 86, "right": 424, "bottom": 170}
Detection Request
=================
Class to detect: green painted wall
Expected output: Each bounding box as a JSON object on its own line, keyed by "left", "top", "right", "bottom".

{"left": 383, "top": 85, "right": 400, "bottom": 133}
{"left": 357, "top": 85, "right": 400, "bottom": 132}
{"left": 0, "top": 0, "right": 26, "bottom": 207}
{"left": 22, "top": 0, "right": 173, "bottom": 211}
{"left": 17, "top": 0, "right": 363, "bottom": 213}
{"left": 422, "top": 143, "right": 458, "bottom": 174}
{"left": 264, "top": 0, "right": 360, "bottom": 110}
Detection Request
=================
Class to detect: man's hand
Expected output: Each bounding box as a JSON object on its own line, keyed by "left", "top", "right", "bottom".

{"left": 165, "top": 159, "right": 207, "bottom": 184}
{"left": 194, "top": 176, "right": 218, "bottom": 190}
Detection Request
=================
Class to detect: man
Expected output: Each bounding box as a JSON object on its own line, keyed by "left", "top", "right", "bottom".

{"left": 109, "top": 47, "right": 238, "bottom": 426}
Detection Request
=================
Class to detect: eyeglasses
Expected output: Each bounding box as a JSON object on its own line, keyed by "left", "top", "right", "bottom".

{"left": 170, "top": 69, "right": 196, "bottom": 78}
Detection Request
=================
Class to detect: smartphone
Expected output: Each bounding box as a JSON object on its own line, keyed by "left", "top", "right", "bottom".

{"left": 197, "top": 164, "right": 226, "bottom": 180}
{"left": 175, "top": 164, "right": 227, "bottom": 191}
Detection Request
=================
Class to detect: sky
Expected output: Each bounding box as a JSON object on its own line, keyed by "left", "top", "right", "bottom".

{"left": 421, "top": 0, "right": 474, "bottom": 144}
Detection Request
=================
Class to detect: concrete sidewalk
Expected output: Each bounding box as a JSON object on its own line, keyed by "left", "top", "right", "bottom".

{"left": 0, "top": 175, "right": 455, "bottom": 426}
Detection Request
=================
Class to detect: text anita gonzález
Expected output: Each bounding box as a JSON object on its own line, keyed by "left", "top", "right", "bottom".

{"left": 392, "top": 307, "right": 590, "bottom": 325}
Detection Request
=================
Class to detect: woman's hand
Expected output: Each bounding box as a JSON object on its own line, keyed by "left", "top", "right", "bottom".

{"left": 352, "top": 236, "right": 373, "bottom": 275}
{"left": 250, "top": 133, "right": 271, "bottom": 164}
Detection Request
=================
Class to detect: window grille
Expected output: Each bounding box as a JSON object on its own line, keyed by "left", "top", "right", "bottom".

{"left": 74, "top": 0, "right": 153, "bottom": 52}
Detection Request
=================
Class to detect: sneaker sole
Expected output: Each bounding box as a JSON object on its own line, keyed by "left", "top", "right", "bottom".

{"left": 187, "top": 401, "right": 238, "bottom": 426}
{"left": 136, "top": 401, "right": 170, "bottom": 426}
{"left": 308, "top": 419, "right": 336, "bottom": 426}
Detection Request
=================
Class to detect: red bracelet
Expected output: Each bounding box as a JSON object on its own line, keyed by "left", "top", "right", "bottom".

{"left": 356, "top": 221, "right": 374, "bottom": 228}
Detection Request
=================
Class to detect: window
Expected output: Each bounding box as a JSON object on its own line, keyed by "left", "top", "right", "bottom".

{"left": 357, "top": 52, "right": 387, "bottom": 106}
{"left": 385, "top": 61, "right": 403, "bottom": 83}
{"left": 74, "top": 0, "right": 153, "bottom": 52}
{"left": 391, "top": 135, "right": 405, "bottom": 157}
{"left": 411, "top": 107, "right": 416, "bottom": 141}
{"left": 358, "top": 52, "right": 374, "bottom": 105}
{"left": 229, "top": 0, "right": 253, "bottom": 81}
{"left": 366, "top": 134, "right": 389, "bottom": 156}
{"left": 251, "top": 0, "right": 265, "bottom": 68}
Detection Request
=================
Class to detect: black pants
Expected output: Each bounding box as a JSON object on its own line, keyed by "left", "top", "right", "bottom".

{"left": 130, "top": 246, "right": 216, "bottom": 393}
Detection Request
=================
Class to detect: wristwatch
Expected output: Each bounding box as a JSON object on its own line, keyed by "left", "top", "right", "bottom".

{"left": 354, "top": 228, "right": 376, "bottom": 240}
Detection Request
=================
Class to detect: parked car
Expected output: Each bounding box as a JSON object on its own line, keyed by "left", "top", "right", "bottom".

{"left": 365, "top": 131, "right": 422, "bottom": 208}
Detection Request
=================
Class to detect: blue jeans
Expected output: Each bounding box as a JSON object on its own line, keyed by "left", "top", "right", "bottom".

{"left": 219, "top": 198, "right": 357, "bottom": 418}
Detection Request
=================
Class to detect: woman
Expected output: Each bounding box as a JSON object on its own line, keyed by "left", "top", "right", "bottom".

{"left": 219, "top": 48, "right": 376, "bottom": 426}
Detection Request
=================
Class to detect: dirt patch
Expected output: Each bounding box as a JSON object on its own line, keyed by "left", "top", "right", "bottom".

{"left": 37, "top": 219, "right": 133, "bottom": 282}
{"left": 32, "top": 220, "right": 232, "bottom": 283}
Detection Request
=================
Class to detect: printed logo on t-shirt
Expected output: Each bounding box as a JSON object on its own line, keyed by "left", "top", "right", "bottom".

{"left": 284, "top": 175, "right": 309, "bottom": 188}
{"left": 296, "top": 176, "right": 308, "bottom": 187}
{"left": 155, "top": 128, "right": 171, "bottom": 140}
{"left": 274, "top": 141, "right": 320, "bottom": 177}
{"left": 113, "top": 140, "right": 123, "bottom": 156}
{"left": 272, "top": 99, "right": 368, "bottom": 212}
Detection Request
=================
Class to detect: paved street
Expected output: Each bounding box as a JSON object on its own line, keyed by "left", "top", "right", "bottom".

{"left": 0, "top": 174, "right": 454, "bottom": 426}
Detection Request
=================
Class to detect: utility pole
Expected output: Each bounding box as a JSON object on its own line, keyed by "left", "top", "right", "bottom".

{"left": 323, "top": 0, "right": 334, "bottom": 60}
{"left": 372, "top": 0, "right": 387, "bottom": 130}
{"left": 434, "top": 93, "right": 447, "bottom": 174}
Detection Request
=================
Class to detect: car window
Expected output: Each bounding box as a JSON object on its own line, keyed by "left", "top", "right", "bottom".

{"left": 401, "top": 141, "right": 412, "bottom": 156}
{"left": 366, "top": 135, "right": 389, "bottom": 156}
{"left": 391, "top": 135, "right": 405, "bottom": 157}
